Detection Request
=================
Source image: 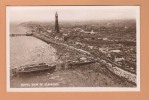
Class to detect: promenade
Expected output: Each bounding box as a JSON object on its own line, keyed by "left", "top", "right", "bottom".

{"left": 32, "top": 32, "right": 137, "bottom": 85}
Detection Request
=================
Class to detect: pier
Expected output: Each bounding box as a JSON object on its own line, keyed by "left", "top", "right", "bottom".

{"left": 10, "top": 33, "right": 33, "bottom": 37}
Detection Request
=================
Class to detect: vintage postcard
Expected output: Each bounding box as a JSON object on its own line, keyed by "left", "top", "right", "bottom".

{"left": 6, "top": 6, "right": 140, "bottom": 92}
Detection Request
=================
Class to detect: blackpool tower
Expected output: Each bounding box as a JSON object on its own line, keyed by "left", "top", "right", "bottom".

{"left": 55, "top": 12, "right": 60, "bottom": 33}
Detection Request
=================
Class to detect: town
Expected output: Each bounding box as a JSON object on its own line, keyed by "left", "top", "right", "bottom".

{"left": 13, "top": 12, "right": 137, "bottom": 86}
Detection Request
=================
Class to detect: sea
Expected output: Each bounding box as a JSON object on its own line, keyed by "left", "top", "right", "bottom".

{"left": 10, "top": 24, "right": 57, "bottom": 69}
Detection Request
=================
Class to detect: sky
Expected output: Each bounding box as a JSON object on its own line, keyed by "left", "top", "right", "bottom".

{"left": 7, "top": 6, "right": 139, "bottom": 23}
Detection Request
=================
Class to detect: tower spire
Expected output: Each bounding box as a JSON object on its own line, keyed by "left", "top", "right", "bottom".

{"left": 55, "top": 11, "right": 59, "bottom": 33}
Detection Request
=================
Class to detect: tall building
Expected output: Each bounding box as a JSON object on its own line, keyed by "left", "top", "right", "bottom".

{"left": 55, "top": 12, "right": 60, "bottom": 33}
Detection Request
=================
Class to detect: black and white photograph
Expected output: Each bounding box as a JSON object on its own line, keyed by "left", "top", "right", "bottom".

{"left": 6, "top": 6, "right": 140, "bottom": 92}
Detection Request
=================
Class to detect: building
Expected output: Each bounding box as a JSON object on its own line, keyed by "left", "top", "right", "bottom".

{"left": 54, "top": 12, "right": 65, "bottom": 40}
{"left": 55, "top": 12, "right": 60, "bottom": 33}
